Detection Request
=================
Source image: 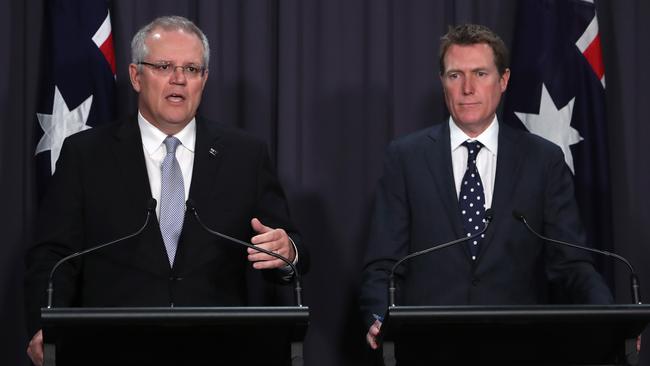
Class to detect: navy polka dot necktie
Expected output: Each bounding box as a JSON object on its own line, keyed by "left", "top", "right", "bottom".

{"left": 459, "top": 140, "right": 486, "bottom": 261}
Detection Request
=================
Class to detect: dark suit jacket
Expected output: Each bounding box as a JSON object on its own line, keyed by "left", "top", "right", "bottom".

{"left": 359, "top": 121, "right": 612, "bottom": 328}
{"left": 25, "top": 116, "right": 308, "bottom": 335}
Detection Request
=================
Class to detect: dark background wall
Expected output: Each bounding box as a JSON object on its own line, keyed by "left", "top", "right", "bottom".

{"left": 1, "top": 1, "right": 649, "bottom": 365}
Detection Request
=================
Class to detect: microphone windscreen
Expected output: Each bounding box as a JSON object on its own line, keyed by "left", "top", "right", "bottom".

{"left": 512, "top": 210, "right": 525, "bottom": 221}
{"left": 147, "top": 198, "right": 157, "bottom": 211}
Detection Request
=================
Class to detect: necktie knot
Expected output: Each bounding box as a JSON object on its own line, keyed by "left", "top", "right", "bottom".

{"left": 164, "top": 136, "right": 181, "bottom": 155}
{"left": 462, "top": 140, "right": 483, "bottom": 159}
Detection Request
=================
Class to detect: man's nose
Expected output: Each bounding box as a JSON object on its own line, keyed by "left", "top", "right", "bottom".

{"left": 170, "top": 66, "right": 187, "bottom": 84}
{"left": 462, "top": 76, "right": 475, "bottom": 95}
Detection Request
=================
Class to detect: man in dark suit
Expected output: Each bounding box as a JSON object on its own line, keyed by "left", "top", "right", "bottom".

{"left": 360, "top": 24, "right": 612, "bottom": 349}
{"left": 25, "top": 16, "right": 308, "bottom": 365}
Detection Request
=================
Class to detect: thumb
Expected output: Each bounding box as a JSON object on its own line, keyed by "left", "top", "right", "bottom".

{"left": 251, "top": 218, "right": 272, "bottom": 234}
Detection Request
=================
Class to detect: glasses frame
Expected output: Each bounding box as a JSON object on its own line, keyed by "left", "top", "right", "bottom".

{"left": 138, "top": 61, "right": 207, "bottom": 78}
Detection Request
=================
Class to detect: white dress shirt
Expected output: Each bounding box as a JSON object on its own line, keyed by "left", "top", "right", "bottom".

{"left": 138, "top": 112, "right": 196, "bottom": 218}
{"left": 449, "top": 116, "right": 499, "bottom": 209}
{"left": 137, "top": 112, "right": 298, "bottom": 268}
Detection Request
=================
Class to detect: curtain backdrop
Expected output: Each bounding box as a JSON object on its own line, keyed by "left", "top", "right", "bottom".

{"left": 2, "top": 1, "right": 649, "bottom": 365}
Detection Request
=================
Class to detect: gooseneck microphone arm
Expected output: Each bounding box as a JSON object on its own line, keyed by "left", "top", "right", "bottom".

{"left": 513, "top": 211, "right": 641, "bottom": 304}
{"left": 46, "top": 198, "right": 157, "bottom": 308}
{"left": 388, "top": 209, "right": 494, "bottom": 307}
{"left": 186, "top": 199, "right": 303, "bottom": 307}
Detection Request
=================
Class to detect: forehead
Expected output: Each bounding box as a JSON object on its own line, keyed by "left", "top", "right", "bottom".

{"left": 443, "top": 43, "right": 496, "bottom": 72}
{"left": 145, "top": 28, "right": 204, "bottom": 62}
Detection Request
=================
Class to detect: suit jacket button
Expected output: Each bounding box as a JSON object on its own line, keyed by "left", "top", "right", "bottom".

{"left": 471, "top": 278, "right": 480, "bottom": 286}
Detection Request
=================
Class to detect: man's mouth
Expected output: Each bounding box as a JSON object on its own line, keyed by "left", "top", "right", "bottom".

{"left": 166, "top": 93, "right": 186, "bottom": 102}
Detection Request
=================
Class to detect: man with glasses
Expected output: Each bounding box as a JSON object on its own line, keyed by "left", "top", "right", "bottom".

{"left": 25, "top": 16, "right": 307, "bottom": 365}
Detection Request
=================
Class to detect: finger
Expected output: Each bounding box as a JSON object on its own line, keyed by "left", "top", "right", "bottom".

{"left": 248, "top": 250, "right": 282, "bottom": 263}
{"left": 251, "top": 218, "right": 272, "bottom": 234}
{"left": 369, "top": 324, "right": 379, "bottom": 336}
{"left": 247, "top": 241, "right": 284, "bottom": 258}
{"left": 252, "top": 258, "right": 287, "bottom": 269}
{"left": 366, "top": 332, "right": 378, "bottom": 350}
{"left": 26, "top": 346, "right": 33, "bottom": 362}
{"left": 27, "top": 343, "right": 43, "bottom": 366}
{"left": 27, "top": 330, "right": 44, "bottom": 366}
{"left": 250, "top": 229, "right": 282, "bottom": 245}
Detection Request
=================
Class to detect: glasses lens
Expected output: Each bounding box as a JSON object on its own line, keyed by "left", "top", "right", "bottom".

{"left": 141, "top": 62, "right": 204, "bottom": 78}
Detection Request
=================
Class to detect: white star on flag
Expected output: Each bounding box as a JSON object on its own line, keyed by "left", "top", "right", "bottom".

{"left": 36, "top": 86, "right": 93, "bottom": 173}
{"left": 514, "top": 83, "right": 583, "bottom": 174}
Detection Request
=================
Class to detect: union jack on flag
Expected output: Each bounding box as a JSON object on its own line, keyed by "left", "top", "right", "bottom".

{"left": 35, "top": 0, "right": 116, "bottom": 194}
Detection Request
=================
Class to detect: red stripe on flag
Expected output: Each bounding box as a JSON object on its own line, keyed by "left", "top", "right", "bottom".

{"left": 583, "top": 34, "right": 605, "bottom": 80}
{"left": 99, "top": 33, "right": 116, "bottom": 75}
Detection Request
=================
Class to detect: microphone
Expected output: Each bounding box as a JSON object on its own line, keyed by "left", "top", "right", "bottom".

{"left": 512, "top": 210, "right": 641, "bottom": 304}
{"left": 185, "top": 199, "right": 303, "bottom": 307}
{"left": 388, "top": 209, "right": 494, "bottom": 306}
{"left": 46, "top": 198, "right": 157, "bottom": 308}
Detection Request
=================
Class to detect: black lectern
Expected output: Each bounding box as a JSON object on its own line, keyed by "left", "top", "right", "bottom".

{"left": 382, "top": 305, "right": 650, "bottom": 365}
{"left": 41, "top": 306, "right": 309, "bottom": 366}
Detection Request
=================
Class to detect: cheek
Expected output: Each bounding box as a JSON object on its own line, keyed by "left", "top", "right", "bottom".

{"left": 190, "top": 87, "right": 205, "bottom": 105}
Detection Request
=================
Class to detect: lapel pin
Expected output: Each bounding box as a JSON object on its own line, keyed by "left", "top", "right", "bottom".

{"left": 209, "top": 148, "right": 218, "bottom": 156}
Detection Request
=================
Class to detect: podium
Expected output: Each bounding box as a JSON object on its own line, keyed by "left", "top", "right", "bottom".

{"left": 382, "top": 305, "right": 650, "bottom": 365}
{"left": 41, "top": 306, "right": 309, "bottom": 366}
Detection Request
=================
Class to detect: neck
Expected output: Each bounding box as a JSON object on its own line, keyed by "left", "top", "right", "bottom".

{"left": 454, "top": 117, "right": 495, "bottom": 138}
{"left": 139, "top": 112, "right": 192, "bottom": 136}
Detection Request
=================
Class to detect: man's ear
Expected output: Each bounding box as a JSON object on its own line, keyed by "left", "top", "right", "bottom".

{"left": 500, "top": 68, "right": 511, "bottom": 92}
{"left": 129, "top": 63, "right": 141, "bottom": 93}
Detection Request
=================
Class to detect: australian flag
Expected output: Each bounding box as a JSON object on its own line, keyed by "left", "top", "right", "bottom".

{"left": 35, "top": 0, "right": 116, "bottom": 197}
{"left": 503, "top": 0, "right": 613, "bottom": 279}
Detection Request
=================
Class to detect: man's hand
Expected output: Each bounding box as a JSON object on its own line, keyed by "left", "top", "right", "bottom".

{"left": 366, "top": 319, "right": 382, "bottom": 350}
{"left": 248, "top": 218, "right": 295, "bottom": 269}
{"left": 27, "top": 329, "right": 44, "bottom": 366}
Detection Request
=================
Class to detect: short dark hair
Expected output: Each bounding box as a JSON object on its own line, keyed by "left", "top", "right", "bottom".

{"left": 439, "top": 24, "right": 509, "bottom": 76}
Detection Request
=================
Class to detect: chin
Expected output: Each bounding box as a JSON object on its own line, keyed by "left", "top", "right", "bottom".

{"left": 456, "top": 116, "right": 482, "bottom": 125}
{"left": 162, "top": 113, "right": 192, "bottom": 125}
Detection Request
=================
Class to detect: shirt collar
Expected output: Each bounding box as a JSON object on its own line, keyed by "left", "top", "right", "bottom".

{"left": 138, "top": 111, "right": 196, "bottom": 155}
{"left": 449, "top": 115, "right": 499, "bottom": 155}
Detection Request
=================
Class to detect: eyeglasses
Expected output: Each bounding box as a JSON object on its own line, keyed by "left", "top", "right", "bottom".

{"left": 138, "top": 61, "right": 206, "bottom": 78}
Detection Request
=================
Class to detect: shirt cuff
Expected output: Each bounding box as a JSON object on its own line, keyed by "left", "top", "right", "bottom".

{"left": 278, "top": 236, "right": 298, "bottom": 279}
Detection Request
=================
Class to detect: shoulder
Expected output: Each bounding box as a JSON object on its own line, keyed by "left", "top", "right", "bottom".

{"left": 198, "top": 117, "right": 266, "bottom": 148}
{"left": 388, "top": 123, "right": 445, "bottom": 153}
{"left": 196, "top": 117, "right": 271, "bottom": 165}
{"left": 59, "top": 117, "right": 130, "bottom": 153}
{"left": 499, "top": 123, "right": 564, "bottom": 161}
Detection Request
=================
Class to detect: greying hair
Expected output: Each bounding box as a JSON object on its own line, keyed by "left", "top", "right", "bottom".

{"left": 439, "top": 24, "right": 509, "bottom": 76}
{"left": 131, "top": 15, "right": 210, "bottom": 71}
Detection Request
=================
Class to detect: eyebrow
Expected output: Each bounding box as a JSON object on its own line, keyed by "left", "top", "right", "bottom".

{"left": 445, "top": 67, "right": 490, "bottom": 75}
{"left": 151, "top": 60, "right": 203, "bottom": 65}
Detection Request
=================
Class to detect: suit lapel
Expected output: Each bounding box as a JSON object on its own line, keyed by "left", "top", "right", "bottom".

{"left": 173, "top": 118, "right": 225, "bottom": 270}
{"left": 423, "top": 123, "right": 466, "bottom": 240}
{"left": 111, "top": 119, "right": 152, "bottom": 208}
{"left": 476, "top": 123, "right": 524, "bottom": 262}
{"left": 187, "top": 118, "right": 224, "bottom": 203}
{"left": 111, "top": 118, "right": 170, "bottom": 274}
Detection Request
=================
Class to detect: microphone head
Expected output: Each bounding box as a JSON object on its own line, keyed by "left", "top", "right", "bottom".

{"left": 512, "top": 210, "right": 525, "bottom": 222}
{"left": 186, "top": 199, "right": 197, "bottom": 213}
{"left": 484, "top": 208, "right": 494, "bottom": 222}
{"left": 147, "top": 198, "right": 157, "bottom": 212}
